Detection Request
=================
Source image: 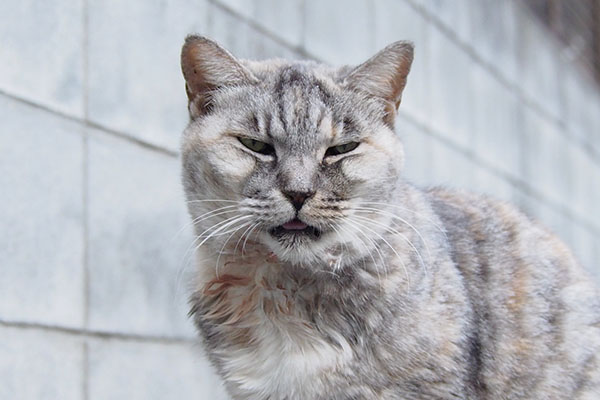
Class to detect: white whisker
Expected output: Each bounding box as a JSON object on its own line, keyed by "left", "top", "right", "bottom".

{"left": 192, "top": 215, "right": 254, "bottom": 255}
{"left": 182, "top": 214, "right": 247, "bottom": 264}
{"left": 353, "top": 206, "right": 433, "bottom": 264}
{"left": 360, "top": 201, "right": 447, "bottom": 239}
{"left": 173, "top": 205, "right": 241, "bottom": 241}
{"left": 332, "top": 221, "right": 372, "bottom": 274}
{"left": 353, "top": 213, "right": 429, "bottom": 280}
{"left": 186, "top": 199, "right": 241, "bottom": 204}
{"left": 327, "top": 222, "right": 348, "bottom": 271}
{"left": 347, "top": 217, "right": 411, "bottom": 291}
{"left": 343, "top": 219, "right": 389, "bottom": 291}
{"left": 242, "top": 223, "right": 262, "bottom": 255}
{"left": 215, "top": 220, "right": 254, "bottom": 278}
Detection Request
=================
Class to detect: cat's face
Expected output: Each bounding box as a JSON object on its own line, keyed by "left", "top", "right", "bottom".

{"left": 181, "top": 37, "right": 413, "bottom": 268}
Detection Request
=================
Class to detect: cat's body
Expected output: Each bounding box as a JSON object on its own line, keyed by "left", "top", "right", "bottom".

{"left": 180, "top": 36, "right": 600, "bottom": 399}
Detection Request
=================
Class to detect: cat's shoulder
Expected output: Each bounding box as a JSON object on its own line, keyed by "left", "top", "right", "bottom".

{"left": 423, "top": 186, "right": 535, "bottom": 231}
{"left": 421, "top": 186, "right": 593, "bottom": 282}
{"left": 421, "top": 186, "right": 574, "bottom": 260}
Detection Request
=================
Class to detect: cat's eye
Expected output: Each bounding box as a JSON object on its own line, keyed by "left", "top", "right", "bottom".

{"left": 325, "top": 142, "right": 360, "bottom": 157}
{"left": 238, "top": 137, "right": 275, "bottom": 155}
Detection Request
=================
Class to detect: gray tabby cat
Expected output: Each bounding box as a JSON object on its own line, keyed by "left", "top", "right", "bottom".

{"left": 180, "top": 36, "right": 600, "bottom": 399}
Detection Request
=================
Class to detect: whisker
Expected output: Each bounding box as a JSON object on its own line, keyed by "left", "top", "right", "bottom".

{"left": 173, "top": 254, "right": 214, "bottom": 303}
{"left": 182, "top": 214, "right": 248, "bottom": 264}
{"left": 337, "top": 221, "right": 378, "bottom": 270}
{"left": 343, "top": 219, "right": 389, "bottom": 291}
{"left": 186, "top": 199, "right": 241, "bottom": 204}
{"left": 352, "top": 214, "right": 429, "bottom": 280}
{"left": 353, "top": 206, "right": 433, "bottom": 264}
{"left": 215, "top": 220, "right": 254, "bottom": 278}
{"left": 359, "top": 201, "right": 447, "bottom": 239}
{"left": 338, "top": 222, "right": 371, "bottom": 272}
{"left": 233, "top": 222, "right": 260, "bottom": 257}
{"left": 193, "top": 215, "right": 254, "bottom": 253}
{"left": 332, "top": 221, "right": 371, "bottom": 274}
{"left": 347, "top": 217, "right": 411, "bottom": 291}
{"left": 327, "top": 222, "right": 347, "bottom": 271}
{"left": 173, "top": 205, "right": 240, "bottom": 241}
{"left": 189, "top": 216, "right": 255, "bottom": 279}
{"left": 242, "top": 222, "right": 262, "bottom": 255}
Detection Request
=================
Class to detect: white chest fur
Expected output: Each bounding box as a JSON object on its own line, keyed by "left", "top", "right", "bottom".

{"left": 221, "top": 322, "right": 352, "bottom": 399}
{"left": 198, "top": 256, "right": 353, "bottom": 399}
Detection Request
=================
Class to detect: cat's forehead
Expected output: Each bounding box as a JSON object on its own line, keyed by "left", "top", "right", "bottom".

{"left": 244, "top": 59, "right": 341, "bottom": 86}
{"left": 226, "top": 62, "right": 344, "bottom": 148}
{"left": 258, "top": 63, "right": 339, "bottom": 112}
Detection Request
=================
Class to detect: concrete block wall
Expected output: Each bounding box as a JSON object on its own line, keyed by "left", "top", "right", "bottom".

{"left": 1, "top": 0, "right": 598, "bottom": 398}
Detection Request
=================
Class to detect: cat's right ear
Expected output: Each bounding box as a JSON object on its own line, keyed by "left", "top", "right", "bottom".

{"left": 181, "top": 36, "right": 258, "bottom": 119}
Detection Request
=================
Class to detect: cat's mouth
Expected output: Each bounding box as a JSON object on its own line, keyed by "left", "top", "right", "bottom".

{"left": 269, "top": 218, "right": 322, "bottom": 239}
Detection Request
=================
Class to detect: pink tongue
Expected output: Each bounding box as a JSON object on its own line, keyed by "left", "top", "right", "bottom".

{"left": 282, "top": 219, "right": 308, "bottom": 230}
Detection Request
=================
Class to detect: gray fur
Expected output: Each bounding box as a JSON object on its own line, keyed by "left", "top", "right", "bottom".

{"left": 180, "top": 36, "right": 600, "bottom": 399}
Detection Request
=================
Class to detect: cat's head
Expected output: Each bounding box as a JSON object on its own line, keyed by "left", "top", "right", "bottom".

{"left": 180, "top": 36, "right": 413, "bottom": 269}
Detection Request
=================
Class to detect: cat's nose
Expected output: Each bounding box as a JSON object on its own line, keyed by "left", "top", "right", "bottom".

{"left": 283, "top": 190, "right": 315, "bottom": 211}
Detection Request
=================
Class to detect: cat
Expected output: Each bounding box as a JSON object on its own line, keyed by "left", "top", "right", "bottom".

{"left": 179, "top": 35, "right": 600, "bottom": 399}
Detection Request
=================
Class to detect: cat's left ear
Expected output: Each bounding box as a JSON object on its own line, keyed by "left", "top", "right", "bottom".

{"left": 344, "top": 41, "right": 414, "bottom": 125}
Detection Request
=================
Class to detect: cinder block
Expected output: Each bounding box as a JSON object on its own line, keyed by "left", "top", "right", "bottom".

{"left": 590, "top": 95, "right": 600, "bottom": 156}
{"left": 471, "top": 167, "right": 516, "bottom": 203}
{"left": 87, "top": 130, "right": 196, "bottom": 338}
{"left": 0, "top": 327, "right": 84, "bottom": 400}
{"left": 515, "top": 9, "right": 561, "bottom": 119}
{"left": 591, "top": 233, "right": 600, "bottom": 282}
{"left": 207, "top": 4, "right": 300, "bottom": 60}
{"left": 567, "top": 145, "right": 596, "bottom": 225}
{"left": 469, "top": 0, "right": 517, "bottom": 82}
{"left": 563, "top": 66, "right": 596, "bottom": 145}
{"left": 521, "top": 195, "right": 572, "bottom": 246}
{"left": 0, "top": 0, "right": 84, "bottom": 117}
{"left": 522, "top": 108, "right": 572, "bottom": 208}
{"left": 0, "top": 96, "right": 85, "bottom": 328}
{"left": 214, "top": 0, "right": 252, "bottom": 18}
{"left": 589, "top": 162, "right": 600, "bottom": 230}
{"left": 374, "top": 0, "right": 430, "bottom": 125}
{"left": 420, "top": 0, "right": 471, "bottom": 43}
{"left": 471, "top": 62, "right": 521, "bottom": 178}
{"left": 429, "top": 138, "right": 475, "bottom": 190}
{"left": 427, "top": 27, "right": 474, "bottom": 148}
{"left": 568, "top": 223, "right": 596, "bottom": 278}
{"left": 395, "top": 115, "right": 433, "bottom": 187}
{"left": 253, "top": 0, "right": 304, "bottom": 47}
{"left": 522, "top": 198, "right": 597, "bottom": 282}
{"left": 87, "top": 0, "right": 209, "bottom": 152}
{"left": 304, "top": 0, "right": 374, "bottom": 64}
{"left": 88, "top": 339, "right": 229, "bottom": 400}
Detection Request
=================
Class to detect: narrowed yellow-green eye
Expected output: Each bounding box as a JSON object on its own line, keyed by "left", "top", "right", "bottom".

{"left": 238, "top": 137, "right": 275, "bottom": 155}
{"left": 325, "top": 141, "right": 360, "bottom": 157}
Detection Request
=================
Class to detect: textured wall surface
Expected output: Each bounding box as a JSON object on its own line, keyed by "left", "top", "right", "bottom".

{"left": 1, "top": 0, "right": 599, "bottom": 398}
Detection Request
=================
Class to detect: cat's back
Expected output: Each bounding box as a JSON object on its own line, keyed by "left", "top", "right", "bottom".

{"left": 426, "top": 187, "right": 600, "bottom": 398}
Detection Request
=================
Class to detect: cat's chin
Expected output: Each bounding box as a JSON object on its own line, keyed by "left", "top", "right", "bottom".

{"left": 259, "top": 219, "right": 369, "bottom": 269}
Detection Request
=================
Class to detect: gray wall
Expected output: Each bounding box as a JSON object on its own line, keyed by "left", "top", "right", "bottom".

{"left": 1, "top": 0, "right": 599, "bottom": 399}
